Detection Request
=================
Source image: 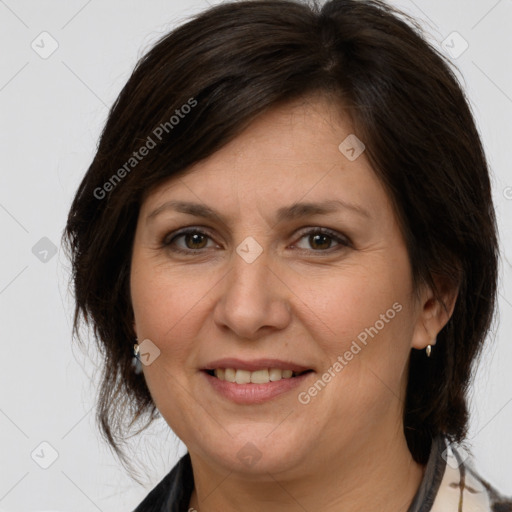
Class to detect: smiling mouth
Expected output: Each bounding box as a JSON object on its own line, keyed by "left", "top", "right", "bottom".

{"left": 204, "top": 368, "right": 314, "bottom": 384}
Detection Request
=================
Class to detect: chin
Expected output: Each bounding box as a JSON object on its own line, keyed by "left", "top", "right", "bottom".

{"left": 196, "top": 430, "right": 309, "bottom": 476}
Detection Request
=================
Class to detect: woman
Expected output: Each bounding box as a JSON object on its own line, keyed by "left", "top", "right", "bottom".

{"left": 63, "top": 0, "right": 511, "bottom": 510}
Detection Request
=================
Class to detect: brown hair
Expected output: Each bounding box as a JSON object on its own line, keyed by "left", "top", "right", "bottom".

{"left": 63, "top": 0, "right": 499, "bottom": 477}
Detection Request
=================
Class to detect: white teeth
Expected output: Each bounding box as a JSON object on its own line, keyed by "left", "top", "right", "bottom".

{"left": 251, "top": 369, "right": 269, "bottom": 384}
{"left": 235, "top": 369, "right": 251, "bottom": 384}
{"left": 224, "top": 368, "right": 236, "bottom": 382}
{"left": 269, "top": 368, "right": 283, "bottom": 381}
{"left": 213, "top": 368, "right": 300, "bottom": 384}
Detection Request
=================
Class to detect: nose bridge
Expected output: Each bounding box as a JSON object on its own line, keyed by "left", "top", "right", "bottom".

{"left": 213, "top": 243, "right": 290, "bottom": 338}
{"left": 230, "top": 246, "right": 270, "bottom": 300}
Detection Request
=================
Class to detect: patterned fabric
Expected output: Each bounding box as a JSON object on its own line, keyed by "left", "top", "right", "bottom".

{"left": 433, "top": 445, "right": 512, "bottom": 511}
{"left": 409, "top": 437, "right": 512, "bottom": 512}
{"left": 132, "top": 437, "right": 512, "bottom": 511}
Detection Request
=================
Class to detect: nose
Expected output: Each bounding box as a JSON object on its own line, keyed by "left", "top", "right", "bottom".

{"left": 212, "top": 249, "right": 292, "bottom": 340}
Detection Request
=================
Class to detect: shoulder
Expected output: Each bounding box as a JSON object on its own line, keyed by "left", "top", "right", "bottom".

{"left": 431, "top": 442, "right": 512, "bottom": 512}
{"left": 132, "top": 452, "right": 194, "bottom": 512}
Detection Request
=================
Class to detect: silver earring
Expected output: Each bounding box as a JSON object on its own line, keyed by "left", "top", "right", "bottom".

{"left": 132, "top": 339, "right": 143, "bottom": 374}
{"left": 426, "top": 337, "right": 437, "bottom": 358}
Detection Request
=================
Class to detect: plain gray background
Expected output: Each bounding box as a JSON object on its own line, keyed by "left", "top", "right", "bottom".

{"left": 0, "top": 0, "right": 511, "bottom": 510}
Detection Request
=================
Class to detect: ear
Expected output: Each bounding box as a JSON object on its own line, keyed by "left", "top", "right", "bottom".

{"left": 411, "top": 275, "right": 459, "bottom": 350}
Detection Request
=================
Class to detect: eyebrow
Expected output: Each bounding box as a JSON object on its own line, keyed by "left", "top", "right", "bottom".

{"left": 146, "top": 199, "right": 371, "bottom": 225}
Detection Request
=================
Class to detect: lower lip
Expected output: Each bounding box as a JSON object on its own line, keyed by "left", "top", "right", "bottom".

{"left": 202, "top": 371, "right": 313, "bottom": 404}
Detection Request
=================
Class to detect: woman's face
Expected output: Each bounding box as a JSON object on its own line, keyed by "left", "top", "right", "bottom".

{"left": 130, "top": 95, "right": 434, "bottom": 477}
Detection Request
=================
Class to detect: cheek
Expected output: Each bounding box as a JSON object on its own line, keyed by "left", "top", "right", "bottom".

{"left": 131, "top": 258, "right": 201, "bottom": 336}
{"left": 130, "top": 261, "right": 205, "bottom": 414}
{"left": 309, "top": 269, "right": 402, "bottom": 335}
{"left": 302, "top": 265, "right": 413, "bottom": 379}
{"left": 303, "top": 279, "right": 413, "bottom": 428}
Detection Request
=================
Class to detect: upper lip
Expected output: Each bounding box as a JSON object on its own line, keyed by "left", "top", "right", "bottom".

{"left": 202, "top": 358, "right": 312, "bottom": 373}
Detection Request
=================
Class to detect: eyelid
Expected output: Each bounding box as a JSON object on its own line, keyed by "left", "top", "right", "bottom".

{"left": 162, "top": 226, "right": 215, "bottom": 243}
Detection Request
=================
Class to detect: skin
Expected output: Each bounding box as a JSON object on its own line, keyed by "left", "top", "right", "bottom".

{"left": 130, "top": 94, "right": 457, "bottom": 512}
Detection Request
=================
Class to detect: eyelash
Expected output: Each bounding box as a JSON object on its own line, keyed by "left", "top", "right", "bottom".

{"left": 161, "top": 226, "right": 351, "bottom": 255}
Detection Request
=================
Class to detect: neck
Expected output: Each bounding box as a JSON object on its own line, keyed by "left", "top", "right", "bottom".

{"left": 188, "top": 430, "right": 426, "bottom": 512}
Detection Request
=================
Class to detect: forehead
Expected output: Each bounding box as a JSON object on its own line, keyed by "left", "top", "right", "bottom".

{"left": 140, "top": 96, "right": 387, "bottom": 219}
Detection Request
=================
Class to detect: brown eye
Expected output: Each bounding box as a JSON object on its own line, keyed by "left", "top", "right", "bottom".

{"left": 293, "top": 228, "right": 350, "bottom": 252}
{"left": 183, "top": 232, "right": 208, "bottom": 250}
{"left": 162, "top": 228, "right": 217, "bottom": 254}
{"left": 308, "top": 233, "right": 332, "bottom": 250}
